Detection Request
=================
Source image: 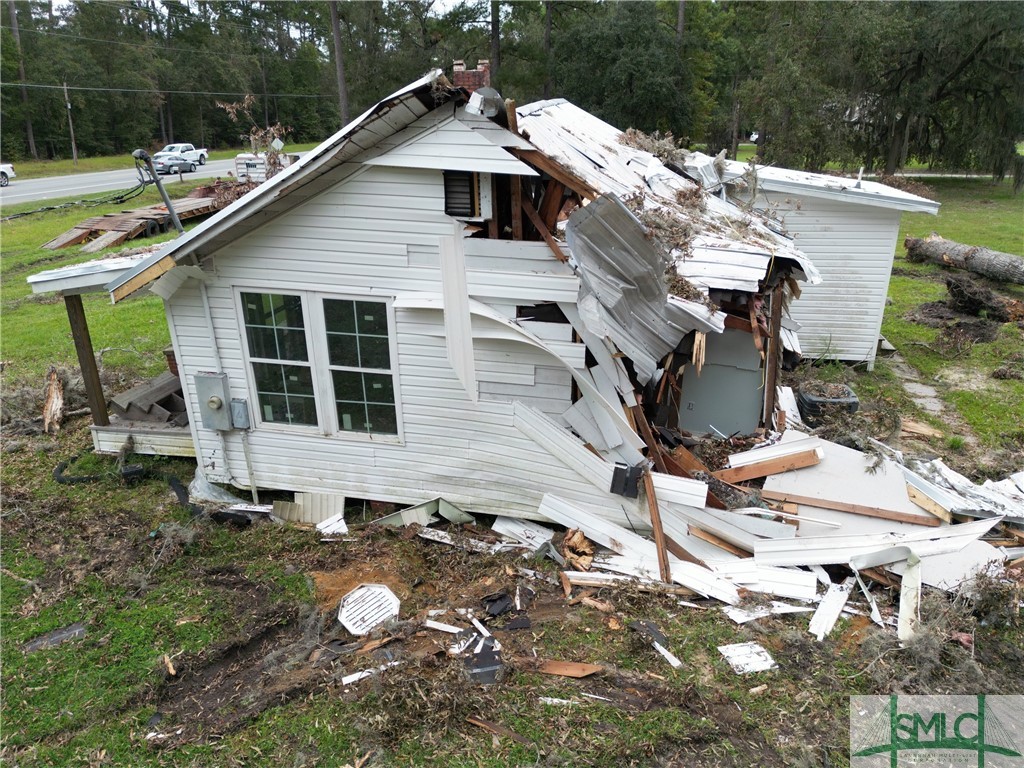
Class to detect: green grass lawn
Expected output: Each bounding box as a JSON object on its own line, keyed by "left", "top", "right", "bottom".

{"left": 899, "top": 177, "right": 1024, "bottom": 256}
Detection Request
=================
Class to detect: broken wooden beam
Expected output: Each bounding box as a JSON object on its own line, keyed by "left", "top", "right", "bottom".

{"left": 757, "top": 489, "right": 941, "bottom": 527}
{"left": 642, "top": 469, "right": 673, "bottom": 583}
{"left": 713, "top": 449, "right": 822, "bottom": 483}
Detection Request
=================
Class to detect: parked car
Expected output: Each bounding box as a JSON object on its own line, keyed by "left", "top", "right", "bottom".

{"left": 0, "top": 162, "right": 15, "bottom": 186}
{"left": 153, "top": 154, "right": 196, "bottom": 175}
{"left": 157, "top": 143, "right": 208, "bottom": 165}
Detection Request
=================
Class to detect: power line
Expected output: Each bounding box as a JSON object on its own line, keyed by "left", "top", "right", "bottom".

{"left": 1, "top": 82, "right": 332, "bottom": 100}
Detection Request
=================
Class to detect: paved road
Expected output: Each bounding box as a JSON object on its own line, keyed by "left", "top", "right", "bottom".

{"left": 0, "top": 158, "right": 239, "bottom": 207}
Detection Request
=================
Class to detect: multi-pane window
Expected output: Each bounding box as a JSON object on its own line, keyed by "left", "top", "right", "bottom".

{"left": 241, "top": 292, "right": 318, "bottom": 426}
{"left": 239, "top": 291, "right": 399, "bottom": 436}
{"left": 324, "top": 299, "right": 398, "bottom": 434}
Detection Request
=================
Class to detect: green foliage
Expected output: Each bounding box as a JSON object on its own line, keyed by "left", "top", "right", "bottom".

{"left": 552, "top": 3, "right": 699, "bottom": 139}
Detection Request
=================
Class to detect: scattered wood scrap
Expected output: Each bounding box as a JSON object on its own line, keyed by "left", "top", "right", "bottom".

{"left": 41, "top": 184, "right": 250, "bottom": 251}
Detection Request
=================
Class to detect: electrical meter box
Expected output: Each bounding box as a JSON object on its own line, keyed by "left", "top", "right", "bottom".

{"left": 194, "top": 372, "right": 232, "bottom": 431}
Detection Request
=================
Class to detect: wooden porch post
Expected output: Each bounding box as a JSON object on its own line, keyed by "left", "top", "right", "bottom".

{"left": 64, "top": 294, "right": 109, "bottom": 426}
{"left": 763, "top": 283, "right": 784, "bottom": 426}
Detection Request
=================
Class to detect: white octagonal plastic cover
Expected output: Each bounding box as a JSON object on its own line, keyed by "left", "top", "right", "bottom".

{"left": 338, "top": 583, "right": 400, "bottom": 636}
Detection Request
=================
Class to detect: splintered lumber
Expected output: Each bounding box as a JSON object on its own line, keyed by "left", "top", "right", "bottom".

{"left": 757, "top": 489, "right": 941, "bottom": 527}
{"left": 904, "top": 234, "right": 1024, "bottom": 285}
{"left": 642, "top": 469, "right": 673, "bottom": 583}
{"left": 713, "top": 449, "right": 821, "bottom": 483}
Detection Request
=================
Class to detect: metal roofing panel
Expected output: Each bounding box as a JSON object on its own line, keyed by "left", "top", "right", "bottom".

{"left": 517, "top": 99, "right": 818, "bottom": 287}
{"left": 689, "top": 152, "right": 939, "bottom": 214}
{"left": 29, "top": 254, "right": 150, "bottom": 295}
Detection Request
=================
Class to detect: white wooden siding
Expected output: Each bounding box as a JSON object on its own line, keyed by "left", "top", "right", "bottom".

{"left": 760, "top": 193, "right": 902, "bottom": 367}
{"left": 165, "top": 162, "right": 633, "bottom": 521}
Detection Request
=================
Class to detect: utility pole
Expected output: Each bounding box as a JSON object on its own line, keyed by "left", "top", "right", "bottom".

{"left": 132, "top": 150, "right": 184, "bottom": 235}
{"left": 63, "top": 81, "right": 78, "bottom": 167}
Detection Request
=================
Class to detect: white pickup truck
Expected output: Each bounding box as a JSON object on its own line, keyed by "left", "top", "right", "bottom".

{"left": 156, "top": 143, "right": 208, "bottom": 165}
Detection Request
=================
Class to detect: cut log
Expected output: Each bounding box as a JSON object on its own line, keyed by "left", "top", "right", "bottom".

{"left": 905, "top": 235, "right": 1024, "bottom": 285}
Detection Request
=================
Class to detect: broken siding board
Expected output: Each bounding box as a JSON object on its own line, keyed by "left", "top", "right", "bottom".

{"left": 725, "top": 436, "right": 823, "bottom": 467}
{"left": 754, "top": 517, "right": 1003, "bottom": 567}
{"left": 649, "top": 472, "right": 709, "bottom": 509}
{"left": 808, "top": 577, "right": 854, "bottom": 641}
{"left": 91, "top": 425, "right": 195, "bottom": 456}
{"left": 513, "top": 403, "right": 616, "bottom": 487}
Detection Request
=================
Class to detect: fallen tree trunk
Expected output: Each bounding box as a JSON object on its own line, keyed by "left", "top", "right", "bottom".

{"left": 905, "top": 235, "right": 1024, "bottom": 285}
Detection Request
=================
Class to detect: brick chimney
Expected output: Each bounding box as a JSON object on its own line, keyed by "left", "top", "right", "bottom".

{"left": 452, "top": 59, "right": 490, "bottom": 94}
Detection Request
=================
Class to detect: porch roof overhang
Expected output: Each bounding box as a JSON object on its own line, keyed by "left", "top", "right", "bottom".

{"left": 28, "top": 254, "right": 150, "bottom": 296}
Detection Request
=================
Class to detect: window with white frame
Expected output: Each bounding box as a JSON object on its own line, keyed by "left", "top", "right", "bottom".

{"left": 239, "top": 291, "right": 399, "bottom": 436}
{"left": 324, "top": 298, "right": 398, "bottom": 434}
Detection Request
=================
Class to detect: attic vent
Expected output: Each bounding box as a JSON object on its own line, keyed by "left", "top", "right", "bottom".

{"left": 444, "top": 171, "right": 479, "bottom": 218}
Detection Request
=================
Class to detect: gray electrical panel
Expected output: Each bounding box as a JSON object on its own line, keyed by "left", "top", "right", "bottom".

{"left": 230, "top": 398, "right": 251, "bottom": 430}
{"left": 194, "top": 372, "right": 232, "bottom": 431}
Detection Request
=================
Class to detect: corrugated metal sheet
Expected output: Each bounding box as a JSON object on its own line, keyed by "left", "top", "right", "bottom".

{"left": 689, "top": 152, "right": 940, "bottom": 214}
{"left": 566, "top": 195, "right": 725, "bottom": 384}
{"left": 517, "top": 99, "right": 820, "bottom": 291}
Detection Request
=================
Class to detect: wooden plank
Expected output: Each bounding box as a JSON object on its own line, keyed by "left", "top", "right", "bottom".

{"left": 763, "top": 284, "right": 783, "bottom": 425}
{"left": 669, "top": 444, "right": 713, "bottom": 475}
{"left": 111, "top": 255, "right": 176, "bottom": 302}
{"left": 538, "top": 179, "right": 565, "bottom": 230}
{"left": 521, "top": 196, "right": 567, "bottom": 262}
{"left": 110, "top": 371, "right": 181, "bottom": 411}
{"left": 712, "top": 449, "right": 822, "bottom": 483}
{"left": 901, "top": 419, "right": 943, "bottom": 439}
{"left": 64, "top": 295, "right": 109, "bottom": 427}
{"left": 535, "top": 659, "right": 603, "bottom": 678}
{"left": 723, "top": 314, "right": 753, "bottom": 333}
{"left": 631, "top": 406, "right": 667, "bottom": 474}
{"left": 757, "top": 489, "right": 941, "bottom": 527}
{"left": 466, "top": 716, "right": 533, "bottom": 746}
{"left": 906, "top": 484, "right": 953, "bottom": 523}
{"left": 687, "top": 525, "right": 752, "bottom": 558}
{"left": 642, "top": 469, "right": 673, "bottom": 583}
{"left": 511, "top": 175, "right": 523, "bottom": 241}
{"left": 41, "top": 228, "right": 92, "bottom": 250}
{"left": 509, "top": 149, "right": 600, "bottom": 201}
{"left": 81, "top": 230, "right": 131, "bottom": 254}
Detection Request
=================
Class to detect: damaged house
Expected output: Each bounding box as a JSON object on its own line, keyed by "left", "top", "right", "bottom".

{"left": 30, "top": 68, "right": 815, "bottom": 532}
